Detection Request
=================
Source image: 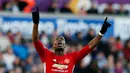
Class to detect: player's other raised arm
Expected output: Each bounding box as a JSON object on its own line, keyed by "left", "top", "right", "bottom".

{"left": 88, "top": 17, "right": 111, "bottom": 49}
{"left": 32, "top": 6, "right": 47, "bottom": 62}
{"left": 32, "top": 6, "right": 39, "bottom": 42}
{"left": 76, "top": 17, "right": 111, "bottom": 60}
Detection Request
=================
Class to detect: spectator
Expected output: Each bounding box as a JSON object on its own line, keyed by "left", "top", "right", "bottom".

{"left": 115, "top": 60, "right": 124, "bottom": 73}
{"left": 74, "top": 61, "right": 84, "bottom": 73}
{"left": 2, "top": 1, "right": 12, "bottom": 11}
{"left": 12, "top": 32, "right": 28, "bottom": 61}
{"left": 86, "top": 60, "right": 99, "bottom": 73}
{"left": 103, "top": 3, "right": 114, "bottom": 14}
{"left": 115, "top": 37, "right": 123, "bottom": 51}
{"left": 31, "top": 65, "right": 39, "bottom": 73}
{"left": 27, "top": 41, "right": 36, "bottom": 55}
{"left": 107, "top": 54, "right": 115, "bottom": 73}
{"left": 14, "top": 67, "right": 22, "bottom": 73}
{"left": 3, "top": 47, "right": 16, "bottom": 70}
{"left": 39, "top": 31, "right": 49, "bottom": 47}
{"left": 6, "top": 30, "right": 14, "bottom": 44}
{"left": 108, "top": 36, "right": 116, "bottom": 45}
{"left": 8, "top": 70, "right": 15, "bottom": 73}
{"left": 96, "top": 52, "right": 107, "bottom": 70}
{"left": 0, "top": 66, "right": 5, "bottom": 73}
{"left": 63, "top": 31, "right": 73, "bottom": 45}
{"left": 87, "top": 1, "right": 98, "bottom": 14}
{"left": 24, "top": 55, "right": 33, "bottom": 72}
{"left": 60, "top": 2, "right": 72, "bottom": 13}
{"left": 123, "top": 39, "right": 130, "bottom": 61}
{"left": 0, "top": 52, "right": 6, "bottom": 73}
{"left": 85, "top": 28, "right": 95, "bottom": 43}
{"left": 77, "top": 0, "right": 92, "bottom": 12}
{"left": 47, "top": 0, "right": 57, "bottom": 13}
{"left": 37, "top": 64, "right": 44, "bottom": 73}
{"left": 115, "top": 4, "right": 129, "bottom": 15}
{"left": 78, "top": 7, "right": 87, "bottom": 15}
{"left": 0, "top": 31, "right": 11, "bottom": 52}
{"left": 13, "top": 57, "right": 22, "bottom": 68}
{"left": 108, "top": 37, "right": 119, "bottom": 61}
{"left": 0, "top": 52, "right": 6, "bottom": 67}
{"left": 108, "top": 36, "right": 116, "bottom": 52}
{"left": 75, "top": 32, "right": 84, "bottom": 45}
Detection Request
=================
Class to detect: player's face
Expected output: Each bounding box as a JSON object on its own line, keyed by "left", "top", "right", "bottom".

{"left": 53, "top": 36, "right": 66, "bottom": 51}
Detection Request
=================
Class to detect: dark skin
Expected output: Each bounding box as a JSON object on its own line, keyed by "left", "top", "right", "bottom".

{"left": 32, "top": 24, "right": 102, "bottom": 55}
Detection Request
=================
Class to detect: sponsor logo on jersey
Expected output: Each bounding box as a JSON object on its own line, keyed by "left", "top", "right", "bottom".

{"left": 52, "top": 64, "right": 68, "bottom": 69}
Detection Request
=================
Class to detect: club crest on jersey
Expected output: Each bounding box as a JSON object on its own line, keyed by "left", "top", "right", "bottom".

{"left": 64, "top": 59, "right": 70, "bottom": 64}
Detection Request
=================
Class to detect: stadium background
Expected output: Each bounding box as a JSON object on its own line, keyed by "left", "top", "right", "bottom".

{"left": 0, "top": 0, "right": 130, "bottom": 73}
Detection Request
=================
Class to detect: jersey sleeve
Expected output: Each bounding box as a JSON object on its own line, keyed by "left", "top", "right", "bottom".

{"left": 72, "top": 45, "right": 92, "bottom": 63}
{"left": 33, "top": 40, "right": 49, "bottom": 62}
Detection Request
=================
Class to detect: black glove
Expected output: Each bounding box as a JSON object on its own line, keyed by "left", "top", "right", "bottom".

{"left": 100, "top": 17, "right": 111, "bottom": 34}
{"left": 32, "top": 6, "right": 39, "bottom": 24}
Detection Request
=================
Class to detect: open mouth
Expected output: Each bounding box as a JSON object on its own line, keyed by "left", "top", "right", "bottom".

{"left": 58, "top": 43, "right": 63, "bottom": 48}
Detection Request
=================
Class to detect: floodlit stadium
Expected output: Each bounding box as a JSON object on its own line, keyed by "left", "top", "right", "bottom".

{"left": 0, "top": 0, "right": 130, "bottom": 73}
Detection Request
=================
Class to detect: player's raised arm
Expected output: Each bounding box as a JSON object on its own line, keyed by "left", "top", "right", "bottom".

{"left": 32, "top": 7, "right": 50, "bottom": 62}
{"left": 75, "top": 17, "right": 111, "bottom": 61}
{"left": 88, "top": 17, "right": 111, "bottom": 49}
{"left": 32, "top": 6, "right": 39, "bottom": 42}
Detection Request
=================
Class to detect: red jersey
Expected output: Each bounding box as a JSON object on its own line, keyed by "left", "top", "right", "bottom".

{"left": 33, "top": 40, "right": 92, "bottom": 73}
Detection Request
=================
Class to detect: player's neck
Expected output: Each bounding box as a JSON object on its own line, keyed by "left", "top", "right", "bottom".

{"left": 55, "top": 51, "right": 64, "bottom": 56}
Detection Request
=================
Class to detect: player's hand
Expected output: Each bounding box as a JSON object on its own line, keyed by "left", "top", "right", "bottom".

{"left": 100, "top": 17, "right": 111, "bottom": 34}
{"left": 32, "top": 6, "right": 39, "bottom": 24}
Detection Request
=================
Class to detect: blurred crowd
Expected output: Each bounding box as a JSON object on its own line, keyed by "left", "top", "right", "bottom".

{"left": 0, "top": 28, "right": 130, "bottom": 73}
{"left": 0, "top": 0, "right": 130, "bottom": 73}
{"left": 0, "top": 0, "right": 130, "bottom": 15}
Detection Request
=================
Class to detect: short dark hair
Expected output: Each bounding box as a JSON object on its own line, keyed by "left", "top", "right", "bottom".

{"left": 54, "top": 36, "right": 65, "bottom": 41}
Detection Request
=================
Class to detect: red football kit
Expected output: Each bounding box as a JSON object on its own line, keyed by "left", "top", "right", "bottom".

{"left": 33, "top": 40, "right": 92, "bottom": 73}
